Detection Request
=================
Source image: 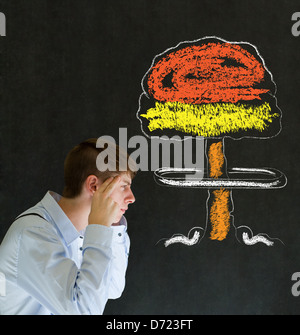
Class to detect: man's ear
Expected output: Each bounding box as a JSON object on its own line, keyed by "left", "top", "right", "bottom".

{"left": 85, "top": 175, "right": 99, "bottom": 195}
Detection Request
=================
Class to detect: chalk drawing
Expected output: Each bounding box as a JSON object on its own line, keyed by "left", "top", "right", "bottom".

{"left": 242, "top": 233, "right": 274, "bottom": 246}
{"left": 157, "top": 227, "right": 204, "bottom": 247}
{"left": 137, "top": 36, "right": 287, "bottom": 247}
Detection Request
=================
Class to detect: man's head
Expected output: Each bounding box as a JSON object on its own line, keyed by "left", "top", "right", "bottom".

{"left": 62, "top": 138, "right": 136, "bottom": 198}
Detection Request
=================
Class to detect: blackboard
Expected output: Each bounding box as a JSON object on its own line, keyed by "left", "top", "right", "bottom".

{"left": 1, "top": 0, "right": 300, "bottom": 315}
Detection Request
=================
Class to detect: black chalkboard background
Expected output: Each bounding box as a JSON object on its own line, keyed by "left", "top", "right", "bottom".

{"left": 0, "top": 0, "right": 300, "bottom": 315}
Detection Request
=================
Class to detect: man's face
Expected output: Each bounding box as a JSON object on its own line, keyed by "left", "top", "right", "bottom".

{"left": 109, "top": 173, "right": 135, "bottom": 224}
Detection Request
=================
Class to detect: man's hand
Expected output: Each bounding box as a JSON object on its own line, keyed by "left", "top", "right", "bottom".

{"left": 88, "top": 176, "right": 121, "bottom": 227}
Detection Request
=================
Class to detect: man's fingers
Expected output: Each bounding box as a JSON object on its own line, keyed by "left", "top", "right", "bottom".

{"left": 104, "top": 176, "right": 121, "bottom": 196}
{"left": 93, "top": 175, "right": 120, "bottom": 201}
{"left": 94, "top": 176, "right": 115, "bottom": 195}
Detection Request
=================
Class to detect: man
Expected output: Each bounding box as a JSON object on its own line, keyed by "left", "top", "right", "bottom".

{"left": 0, "top": 138, "right": 136, "bottom": 315}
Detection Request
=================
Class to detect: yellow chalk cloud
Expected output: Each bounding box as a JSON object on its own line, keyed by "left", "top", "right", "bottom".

{"left": 140, "top": 101, "right": 279, "bottom": 137}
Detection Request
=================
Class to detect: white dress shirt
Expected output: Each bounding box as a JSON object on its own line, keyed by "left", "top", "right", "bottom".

{"left": 0, "top": 191, "right": 130, "bottom": 315}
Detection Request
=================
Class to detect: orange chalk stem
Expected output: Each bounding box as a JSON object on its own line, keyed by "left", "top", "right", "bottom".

{"left": 209, "top": 188, "right": 231, "bottom": 241}
{"left": 207, "top": 139, "right": 233, "bottom": 241}
{"left": 208, "top": 141, "right": 225, "bottom": 178}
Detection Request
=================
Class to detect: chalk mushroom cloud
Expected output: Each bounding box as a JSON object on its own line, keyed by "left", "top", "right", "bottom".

{"left": 137, "top": 37, "right": 287, "bottom": 246}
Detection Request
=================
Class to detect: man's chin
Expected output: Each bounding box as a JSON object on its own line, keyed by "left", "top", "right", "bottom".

{"left": 111, "top": 216, "right": 122, "bottom": 226}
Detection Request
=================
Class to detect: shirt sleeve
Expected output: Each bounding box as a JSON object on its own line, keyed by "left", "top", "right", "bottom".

{"left": 107, "top": 225, "right": 130, "bottom": 299}
{"left": 17, "top": 222, "right": 116, "bottom": 315}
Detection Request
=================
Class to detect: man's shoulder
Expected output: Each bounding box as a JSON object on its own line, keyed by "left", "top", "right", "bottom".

{"left": 5, "top": 207, "right": 56, "bottom": 242}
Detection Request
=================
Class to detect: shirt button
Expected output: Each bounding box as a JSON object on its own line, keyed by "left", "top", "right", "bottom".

{"left": 118, "top": 233, "right": 122, "bottom": 237}
{"left": 79, "top": 247, "right": 83, "bottom": 251}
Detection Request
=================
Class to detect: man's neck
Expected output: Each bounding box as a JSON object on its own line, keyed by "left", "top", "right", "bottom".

{"left": 58, "top": 195, "right": 91, "bottom": 232}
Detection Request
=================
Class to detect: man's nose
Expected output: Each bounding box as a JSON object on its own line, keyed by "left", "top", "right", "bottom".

{"left": 126, "top": 189, "right": 135, "bottom": 204}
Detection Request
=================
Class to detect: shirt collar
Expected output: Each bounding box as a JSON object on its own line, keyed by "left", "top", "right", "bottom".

{"left": 40, "top": 191, "right": 80, "bottom": 246}
{"left": 119, "top": 215, "right": 127, "bottom": 227}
